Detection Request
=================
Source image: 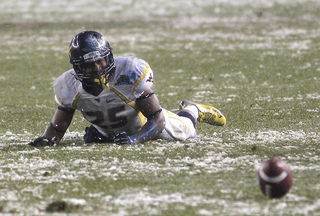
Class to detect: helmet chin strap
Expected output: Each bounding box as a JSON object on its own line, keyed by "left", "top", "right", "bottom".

{"left": 79, "top": 57, "right": 115, "bottom": 95}
{"left": 82, "top": 69, "right": 110, "bottom": 96}
{"left": 93, "top": 74, "right": 109, "bottom": 91}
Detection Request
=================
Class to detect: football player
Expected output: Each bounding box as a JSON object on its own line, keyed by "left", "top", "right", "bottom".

{"left": 29, "top": 31, "right": 226, "bottom": 147}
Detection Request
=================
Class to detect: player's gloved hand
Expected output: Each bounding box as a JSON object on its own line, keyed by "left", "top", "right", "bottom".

{"left": 28, "top": 136, "right": 57, "bottom": 147}
{"left": 113, "top": 132, "right": 133, "bottom": 145}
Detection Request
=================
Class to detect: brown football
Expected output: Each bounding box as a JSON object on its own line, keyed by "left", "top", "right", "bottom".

{"left": 257, "top": 158, "right": 293, "bottom": 198}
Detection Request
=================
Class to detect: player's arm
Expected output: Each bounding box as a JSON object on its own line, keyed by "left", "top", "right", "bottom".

{"left": 114, "top": 89, "right": 165, "bottom": 144}
{"left": 29, "top": 106, "right": 75, "bottom": 147}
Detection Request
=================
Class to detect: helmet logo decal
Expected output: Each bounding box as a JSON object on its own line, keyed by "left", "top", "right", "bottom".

{"left": 69, "top": 45, "right": 72, "bottom": 57}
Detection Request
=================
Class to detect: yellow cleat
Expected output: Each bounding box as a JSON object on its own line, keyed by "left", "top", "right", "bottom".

{"left": 179, "top": 100, "right": 226, "bottom": 126}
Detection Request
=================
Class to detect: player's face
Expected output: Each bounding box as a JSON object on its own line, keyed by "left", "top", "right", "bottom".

{"left": 81, "top": 58, "right": 108, "bottom": 76}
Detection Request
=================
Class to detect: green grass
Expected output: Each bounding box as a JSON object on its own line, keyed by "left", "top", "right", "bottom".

{"left": 1, "top": 0, "right": 320, "bottom": 215}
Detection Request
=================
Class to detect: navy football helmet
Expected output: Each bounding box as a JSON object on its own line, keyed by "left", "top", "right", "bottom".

{"left": 69, "top": 31, "right": 115, "bottom": 92}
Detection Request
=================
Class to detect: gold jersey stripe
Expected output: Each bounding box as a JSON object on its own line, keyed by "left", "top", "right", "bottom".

{"left": 111, "top": 87, "right": 147, "bottom": 125}
{"left": 111, "top": 87, "right": 136, "bottom": 108}
{"left": 132, "top": 63, "right": 150, "bottom": 91}
{"left": 72, "top": 93, "right": 81, "bottom": 109}
{"left": 55, "top": 95, "right": 63, "bottom": 106}
{"left": 138, "top": 112, "right": 147, "bottom": 126}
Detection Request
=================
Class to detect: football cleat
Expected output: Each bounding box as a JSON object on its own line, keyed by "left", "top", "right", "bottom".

{"left": 179, "top": 100, "right": 226, "bottom": 126}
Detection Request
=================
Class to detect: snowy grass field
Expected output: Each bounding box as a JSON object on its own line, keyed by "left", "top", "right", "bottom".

{"left": 1, "top": 0, "right": 320, "bottom": 215}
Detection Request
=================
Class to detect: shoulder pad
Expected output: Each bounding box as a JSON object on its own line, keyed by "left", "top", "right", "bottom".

{"left": 54, "top": 70, "right": 81, "bottom": 109}
{"left": 114, "top": 57, "right": 154, "bottom": 98}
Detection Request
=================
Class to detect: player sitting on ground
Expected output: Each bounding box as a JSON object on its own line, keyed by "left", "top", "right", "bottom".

{"left": 28, "top": 30, "right": 226, "bottom": 147}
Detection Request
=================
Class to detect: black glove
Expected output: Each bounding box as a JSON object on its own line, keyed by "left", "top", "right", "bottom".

{"left": 28, "top": 136, "right": 57, "bottom": 147}
{"left": 113, "top": 132, "right": 133, "bottom": 145}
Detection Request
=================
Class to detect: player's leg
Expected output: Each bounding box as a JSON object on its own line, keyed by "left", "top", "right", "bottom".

{"left": 155, "top": 109, "right": 197, "bottom": 141}
{"left": 178, "top": 100, "right": 226, "bottom": 126}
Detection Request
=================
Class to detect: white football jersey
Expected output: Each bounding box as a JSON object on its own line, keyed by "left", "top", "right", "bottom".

{"left": 54, "top": 57, "right": 153, "bottom": 138}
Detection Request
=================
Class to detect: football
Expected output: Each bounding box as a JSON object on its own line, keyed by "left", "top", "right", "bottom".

{"left": 257, "top": 158, "right": 293, "bottom": 198}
